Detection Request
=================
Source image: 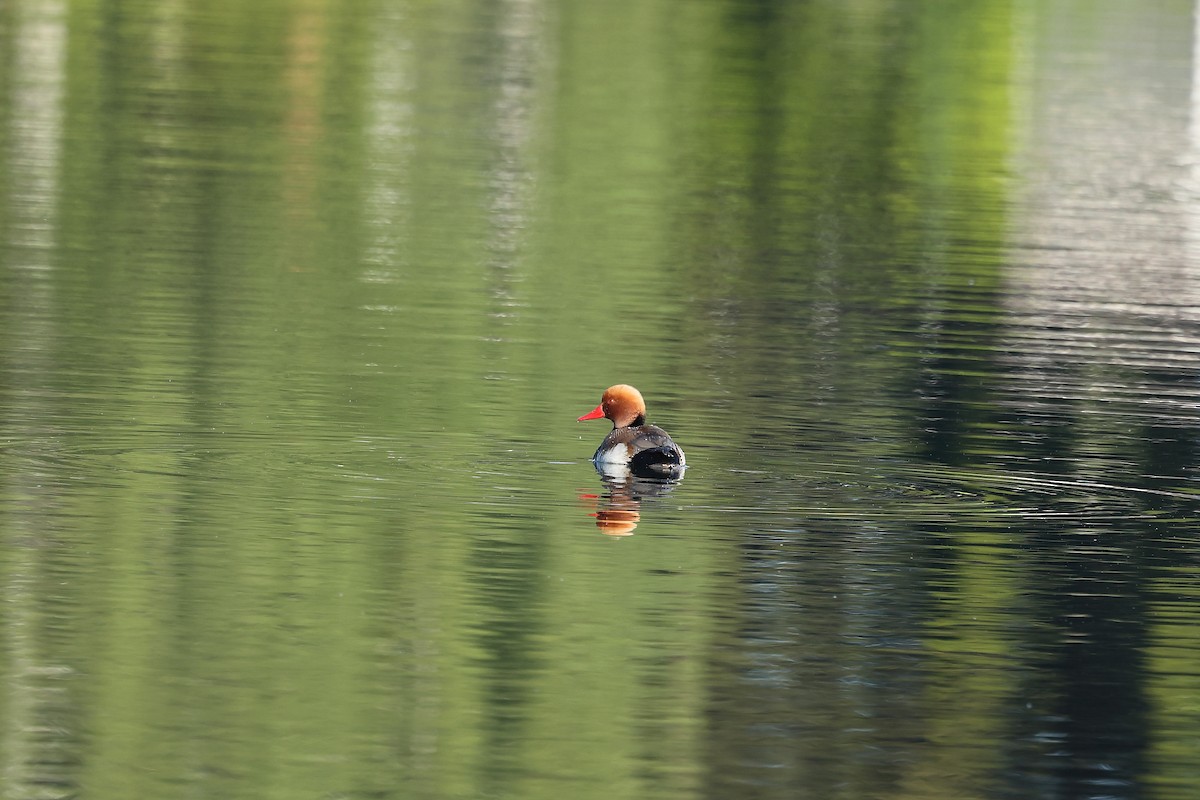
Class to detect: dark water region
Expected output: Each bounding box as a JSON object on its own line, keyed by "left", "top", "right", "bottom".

{"left": 4, "top": 0, "right": 1200, "bottom": 798}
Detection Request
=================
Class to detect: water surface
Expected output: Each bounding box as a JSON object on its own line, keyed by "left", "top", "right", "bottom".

{"left": 2, "top": 1, "right": 1200, "bottom": 798}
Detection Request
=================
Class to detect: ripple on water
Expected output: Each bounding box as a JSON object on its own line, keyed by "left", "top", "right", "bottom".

{"left": 688, "top": 459, "right": 1200, "bottom": 528}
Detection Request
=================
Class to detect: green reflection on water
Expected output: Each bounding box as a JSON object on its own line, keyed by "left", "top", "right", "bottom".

{"left": 3, "top": 0, "right": 1198, "bottom": 799}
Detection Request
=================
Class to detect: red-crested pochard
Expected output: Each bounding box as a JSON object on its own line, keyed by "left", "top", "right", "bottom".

{"left": 577, "top": 384, "right": 686, "bottom": 479}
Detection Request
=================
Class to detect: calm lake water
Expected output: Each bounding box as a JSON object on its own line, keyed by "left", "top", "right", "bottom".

{"left": 3, "top": 1, "right": 1200, "bottom": 798}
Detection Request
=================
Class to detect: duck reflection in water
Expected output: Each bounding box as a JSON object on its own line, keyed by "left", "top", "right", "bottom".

{"left": 579, "top": 473, "right": 683, "bottom": 536}
{"left": 577, "top": 385, "right": 686, "bottom": 535}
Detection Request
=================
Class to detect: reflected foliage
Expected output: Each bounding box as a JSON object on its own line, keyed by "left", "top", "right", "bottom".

{"left": 1, "top": 0, "right": 1199, "bottom": 799}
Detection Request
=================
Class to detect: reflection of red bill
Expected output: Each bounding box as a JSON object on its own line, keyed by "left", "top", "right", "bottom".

{"left": 577, "top": 492, "right": 600, "bottom": 516}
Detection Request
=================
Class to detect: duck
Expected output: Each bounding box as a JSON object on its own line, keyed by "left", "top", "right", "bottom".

{"left": 577, "top": 384, "right": 686, "bottom": 479}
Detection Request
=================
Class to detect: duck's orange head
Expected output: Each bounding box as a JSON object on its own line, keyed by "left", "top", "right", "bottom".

{"left": 577, "top": 384, "right": 647, "bottom": 428}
